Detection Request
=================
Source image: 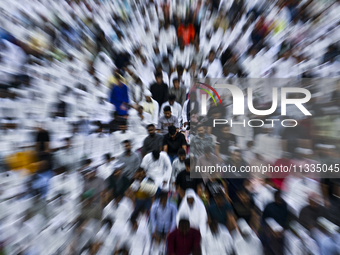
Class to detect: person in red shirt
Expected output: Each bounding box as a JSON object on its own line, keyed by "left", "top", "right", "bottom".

{"left": 178, "top": 20, "right": 195, "bottom": 46}
{"left": 271, "top": 152, "right": 292, "bottom": 190}
{"left": 167, "top": 219, "right": 201, "bottom": 255}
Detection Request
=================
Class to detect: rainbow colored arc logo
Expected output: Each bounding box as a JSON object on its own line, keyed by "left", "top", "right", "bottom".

{"left": 196, "top": 82, "right": 223, "bottom": 106}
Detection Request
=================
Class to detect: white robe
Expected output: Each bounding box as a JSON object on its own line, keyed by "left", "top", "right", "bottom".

{"left": 202, "top": 59, "right": 223, "bottom": 78}
{"left": 102, "top": 197, "right": 134, "bottom": 225}
{"left": 176, "top": 189, "right": 208, "bottom": 235}
{"left": 141, "top": 99, "right": 159, "bottom": 125}
{"left": 232, "top": 229, "right": 263, "bottom": 255}
{"left": 140, "top": 151, "right": 172, "bottom": 188}
{"left": 202, "top": 224, "right": 234, "bottom": 255}
{"left": 282, "top": 176, "right": 323, "bottom": 216}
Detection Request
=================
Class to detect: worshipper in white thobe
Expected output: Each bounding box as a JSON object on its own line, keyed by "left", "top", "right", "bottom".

{"left": 135, "top": 56, "right": 156, "bottom": 88}
{"left": 128, "top": 106, "right": 152, "bottom": 148}
{"left": 202, "top": 50, "right": 223, "bottom": 78}
{"left": 110, "top": 120, "right": 136, "bottom": 157}
{"left": 102, "top": 195, "right": 134, "bottom": 227}
{"left": 176, "top": 189, "right": 208, "bottom": 236}
{"left": 253, "top": 180, "right": 276, "bottom": 212}
{"left": 159, "top": 22, "right": 177, "bottom": 54}
{"left": 241, "top": 48, "right": 267, "bottom": 78}
{"left": 128, "top": 78, "right": 146, "bottom": 107}
{"left": 141, "top": 90, "right": 159, "bottom": 125}
{"left": 97, "top": 154, "right": 116, "bottom": 181}
{"left": 172, "top": 42, "right": 191, "bottom": 69}
{"left": 160, "top": 94, "right": 183, "bottom": 123}
{"left": 114, "top": 217, "right": 151, "bottom": 255}
{"left": 201, "top": 220, "right": 234, "bottom": 255}
{"left": 253, "top": 125, "right": 282, "bottom": 164}
{"left": 282, "top": 170, "right": 324, "bottom": 217}
{"left": 233, "top": 218, "right": 263, "bottom": 255}
{"left": 270, "top": 51, "right": 297, "bottom": 78}
{"left": 140, "top": 150, "right": 172, "bottom": 189}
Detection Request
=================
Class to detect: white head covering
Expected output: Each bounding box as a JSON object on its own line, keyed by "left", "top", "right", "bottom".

{"left": 176, "top": 189, "right": 207, "bottom": 235}
{"left": 144, "top": 90, "right": 152, "bottom": 97}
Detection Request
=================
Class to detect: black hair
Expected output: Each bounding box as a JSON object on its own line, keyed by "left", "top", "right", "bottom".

{"left": 179, "top": 219, "right": 190, "bottom": 228}
{"left": 184, "top": 158, "right": 190, "bottom": 167}
{"left": 274, "top": 190, "right": 281, "bottom": 200}
{"left": 204, "top": 145, "right": 212, "bottom": 154}
{"left": 159, "top": 191, "right": 168, "bottom": 200}
{"left": 177, "top": 65, "right": 184, "bottom": 73}
{"left": 104, "top": 153, "right": 111, "bottom": 161}
{"left": 168, "top": 94, "right": 176, "bottom": 101}
{"left": 173, "top": 78, "right": 179, "bottom": 83}
{"left": 118, "top": 119, "right": 127, "bottom": 126}
{"left": 155, "top": 72, "right": 163, "bottom": 78}
{"left": 177, "top": 148, "right": 186, "bottom": 156}
{"left": 147, "top": 124, "right": 155, "bottom": 129}
{"left": 152, "top": 149, "right": 160, "bottom": 160}
{"left": 101, "top": 218, "right": 113, "bottom": 230}
{"left": 164, "top": 106, "right": 171, "bottom": 112}
{"left": 122, "top": 139, "right": 130, "bottom": 144}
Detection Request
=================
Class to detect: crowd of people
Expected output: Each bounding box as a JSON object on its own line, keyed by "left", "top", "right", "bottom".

{"left": 0, "top": 0, "right": 340, "bottom": 254}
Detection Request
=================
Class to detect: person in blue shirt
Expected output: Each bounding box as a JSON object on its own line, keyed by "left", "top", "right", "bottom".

{"left": 110, "top": 77, "right": 130, "bottom": 116}
{"left": 150, "top": 191, "right": 177, "bottom": 243}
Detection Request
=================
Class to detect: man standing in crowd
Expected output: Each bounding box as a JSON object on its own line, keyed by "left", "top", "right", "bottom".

{"left": 150, "top": 72, "right": 168, "bottom": 108}
{"left": 142, "top": 124, "right": 163, "bottom": 157}
{"left": 169, "top": 78, "right": 186, "bottom": 105}
{"left": 176, "top": 158, "right": 203, "bottom": 207}
{"left": 150, "top": 191, "right": 177, "bottom": 251}
{"left": 163, "top": 125, "right": 187, "bottom": 163}
{"left": 190, "top": 124, "right": 214, "bottom": 161}
{"left": 171, "top": 148, "right": 187, "bottom": 188}
{"left": 110, "top": 77, "right": 129, "bottom": 116}
{"left": 167, "top": 219, "right": 201, "bottom": 255}
{"left": 118, "top": 140, "right": 140, "bottom": 180}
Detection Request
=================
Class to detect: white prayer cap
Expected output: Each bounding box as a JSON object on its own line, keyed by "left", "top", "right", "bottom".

{"left": 295, "top": 147, "right": 313, "bottom": 155}
{"left": 144, "top": 90, "right": 152, "bottom": 97}
{"left": 237, "top": 218, "right": 252, "bottom": 235}
{"left": 315, "top": 144, "right": 336, "bottom": 150}
{"left": 185, "top": 189, "right": 196, "bottom": 198}
{"left": 317, "top": 217, "right": 339, "bottom": 234}
{"left": 265, "top": 218, "right": 283, "bottom": 233}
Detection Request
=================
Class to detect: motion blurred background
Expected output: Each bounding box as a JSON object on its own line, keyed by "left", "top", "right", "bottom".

{"left": 0, "top": 0, "right": 340, "bottom": 254}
